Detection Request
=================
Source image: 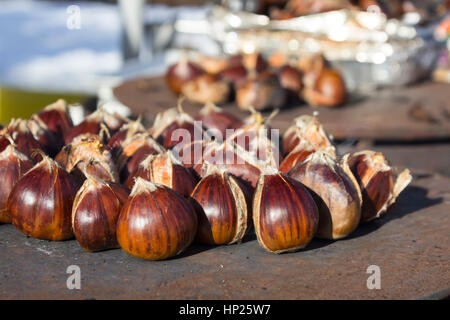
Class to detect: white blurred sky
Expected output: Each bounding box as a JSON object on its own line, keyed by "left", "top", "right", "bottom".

{"left": 0, "top": 0, "right": 210, "bottom": 93}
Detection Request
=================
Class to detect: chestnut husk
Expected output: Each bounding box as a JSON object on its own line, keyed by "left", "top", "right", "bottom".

{"left": 151, "top": 101, "right": 205, "bottom": 149}
{"left": 191, "top": 165, "right": 249, "bottom": 245}
{"left": 8, "top": 151, "right": 80, "bottom": 240}
{"left": 195, "top": 103, "right": 243, "bottom": 140}
{"left": 116, "top": 132, "right": 165, "bottom": 183}
{"left": 302, "top": 68, "right": 347, "bottom": 108}
{"left": 125, "top": 150, "right": 197, "bottom": 197}
{"left": 253, "top": 166, "right": 319, "bottom": 253}
{"left": 282, "top": 113, "right": 335, "bottom": 157}
{"left": 236, "top": 72, "right": 287, "bottom": 111}
{"left": 289, "top": 150, "right": 362, "bottom": 240}
{"left": 0, "top": 139, "right": 34, "bottom": 223}
{"left": 55, "top": 134, "right": 119, "bottom": 183}
{"left": 182, "top": 73, "right": 230, "bottom": 105}
{"left": 116, "top": 178, "right": 198, "bottom": 260}
{"left": 72, "top": 172, "right": 129, "bottom": 252}
{"left": 344, "top": 150, "right": 412, "bottom": 223}
{"left": 166, "top": 57, "right": 204, "bottom": 95}
{"left": 35, "top": 99, "right": 73, "bottom": 139}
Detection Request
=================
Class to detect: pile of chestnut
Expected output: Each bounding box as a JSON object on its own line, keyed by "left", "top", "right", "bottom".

{"left": 0, "top": 98, "right": 411, "bottom": 260}
{"left": 166, "top": 52, "right": 347, "bottom": 110}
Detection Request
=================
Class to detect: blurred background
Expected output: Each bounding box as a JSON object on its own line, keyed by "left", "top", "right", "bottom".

{"left": 0, "top": 0, "right": 449, "bottom": 174}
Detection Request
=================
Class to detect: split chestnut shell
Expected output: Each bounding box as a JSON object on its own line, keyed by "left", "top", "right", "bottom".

{"left": 345, "top": 150, "right": 412, "bottom": 223}
{"left": 253, "top": 167, "right": 319, "bottom": 253}
{"left": 117, "top": 178, "right": 198, "bottom": 260}
{"left": 289, "top": 151, "right": 362, "bottom": 240}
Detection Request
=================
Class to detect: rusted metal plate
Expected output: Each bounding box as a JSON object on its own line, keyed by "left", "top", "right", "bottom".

{"left": 113, "top": 77, "right": 450, "bottom": 141}
{"left": 0, "top": 171, "right": 448, "bottom": 299}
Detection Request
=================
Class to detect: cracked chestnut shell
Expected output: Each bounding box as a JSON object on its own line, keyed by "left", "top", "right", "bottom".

{"left": 345, "top": 150, "right": 412, "bottom": 223}
{"left": 282, "top": 114, "right": 335, "bottom": 157}
{"left": 8, "top": 152, "right": 80, "bottom": 240}
{"left": 72, "top": 175, "right": 129, "bottom": 252}
{"left": 125, "top": 150, "right": 197, "bottom": 197}
{"left": 0, "top": 141, "right": 34, "bottom": 223}
{"left": 289, "top": 150, "right": 362, "bottom": 240}
{"left": 117, "top": 178, "right": 198, "bottom": 260}
{"left": 107, "top": 116, "right": 146, "bottom": 156}
{"left": 191, "top": 166, "right": 249, "bottom": 245}
{"left": 253, "top": 167, "right": 319, "bottom": 253}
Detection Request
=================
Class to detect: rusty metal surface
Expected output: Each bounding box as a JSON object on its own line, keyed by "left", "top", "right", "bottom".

{"left": 0, "top": 170, "right": 448, "bottom": 300}
{"left": 113, "top": 77, "right": 450, "bottom": 142}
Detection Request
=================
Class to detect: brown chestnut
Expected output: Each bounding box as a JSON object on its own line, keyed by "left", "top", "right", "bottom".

{"left": 282, "top": 114, "right": 335, "bottom": 157}
{"left": 289, "top": 150, "right": 362, "bottom": 240}
{"left": 344, "top": 150, "right": 412, "bottom": 223}
{"left": 125, "top": 150, "right": 197, "bottom": 197}
{"left": 191, "top": 165, "right": 249, "bottom": 245}
{"left": 72, "top": 172, "right": 129, "bottom": 252}
{"left": 182, "top": 73, "right": 230, "bottom": 105}
{"left": 5, "top": 119, "right": 44, "bottom": 162}
{"left": 302, "top": 68, "right": 347, "bottom": 107}
{"left": 116, "top": 178, "right": 198, "bottom": 260}
{"left": 166, "top": 57, "right": 204, "bottom": 95}
{"left": 8, "top": 151, "right": 80, "bottom": 240}
{"left": 278, "top": 65, "right": 303, "bottom": 94}
{"left": 195, "top": 103, "right": 243, "bottom": 140}
{"left": 253, "top": 166, "right": 319, "bottom": 253}
{"left": 27, "top": 116, "right": 62, "bottom": 157}
{"left": 35, "top": 99, "right": 73, "bottom": 139}
{"left": 0, "top": 137, "right": 34, "bottom": 224}
{"left": 107, "top": 116, "right": 146, "bottom": 156}
{"left": 279, "top": 140, "right": 316, "bottom": 174}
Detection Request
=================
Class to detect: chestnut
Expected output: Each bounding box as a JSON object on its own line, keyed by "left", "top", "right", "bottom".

{"left": 107, "top": 116, "right": 146, "bottom": 156}
{"left": 279, "top": 140, "right": 315, "bottom": 174}
{"left": 191, "top": 165, "right": 249, "bottom": 245}
{"left": 55, "top": 134, "right": 119, "bottom": 183}
{"left": 27, "top": 116, "right": 62, "bottom": 157}
{"left": 195, "top": 103, "right": 243, "bottom": 140}
{"left": 302, "top": 68, "right": 347, "bottom": 108}
{"left": 235, "top": 72, "right": 286, "bottom": 111}
{"left": 116, "top": 132, "right": 165, "bottom": 183}
{"left": 182, "top": 73, "right": 230, "bottom": 105}
{"left": 116, "top": 178, "right": 198, "bottom": 260}
{"left": 193, "top": 55, "right": 229, "bottom": 75}
{"left": 125, "top": 150, "right": 197, "bottom": 197}
{"left": 166, "top": 57, "right": 204, "bottom": 95}
{"left": 278, "top": 65, "right": 303, "bottom": 94}
{"left": 220, "top": 65, "right": 248, "bottom": 86}
{"left": 151, "top": 101, "right": 205, "bottom": 149}
{"left": 72, "top": 172, "right": 129, "bottom": 252}
{"left": 289, "top": 150, "right": 362, "bottom": 240}
{"left": 8, "top": 151, "right": 80, "bottom": 240}
{"left": 253, "top": 166, "right": 319, "bottom": 253}
{"left": 35, "top": 99, "right": 73, "bottom": 139}
{"left": 242, "top": 52, "right": 268, "bottom": 73}
{"left": 344, "top": 150, "right": 412, "bottom": 223}
{"left": 5, "top": 119, "right": 44, "bottom": 162}
{"left": 0, "top": 137, "right": 34, "bottom": 224}
{"left": 282, "top": 114, "right": 335, "bottom": 157}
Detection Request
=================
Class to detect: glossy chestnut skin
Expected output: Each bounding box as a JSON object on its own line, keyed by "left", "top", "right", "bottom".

{"left": 253, "top": 169, "right": 319, "bottom": 253}
{"left": 72, "top": 177, "right": 129, "bottom": 252}
{"left": 278, "top": 141, "right": 315, "bottom": 174}
{"left": 36, "top": 99, "right": 73, "bottom": 139}
{"left": 191, "top": 167, "right": 249, "bottom": 245}
{"left": 166, "top": 59, "right": 204, "bottom": 95}
{"left": 117, "top": 178, "right": 198, "bottom": 260}
{"left": 345, "top": 150, "right": 412, "bottom": 223}
{"left": 8, "top": 154, "right": 81, "bottom": 240}
{"left": 107, "top": 117, "right": 146, "bottom": 156}
{"left": 0, "top": 144, "right": 34, "bottom": 223}
{"left": 289, "top": 151, "right": 362, "bottom": 240}
{"left": 27, "top": 116, "right": 62, "bottom": 157}
{"left": 125, "top": 151, "right": 197, "bottom": 197}
{"left": 195, "top": 103, "right": 243, "bottom": 140}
